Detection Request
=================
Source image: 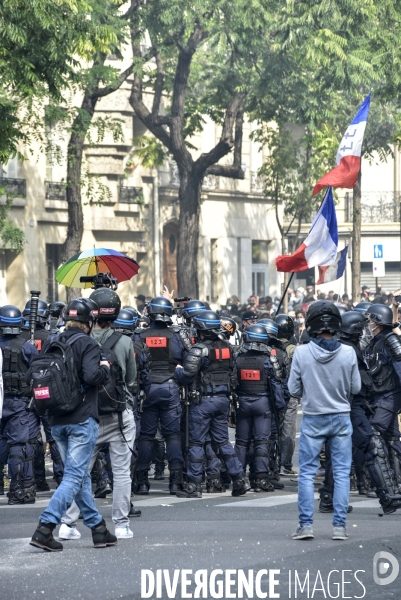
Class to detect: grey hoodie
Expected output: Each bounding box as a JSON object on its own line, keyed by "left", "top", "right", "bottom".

{"left": 91, "top": 328, "right": 136, "bottom": 393}
{"left": 288, "top": 340, "right": 361, "bottom": 416}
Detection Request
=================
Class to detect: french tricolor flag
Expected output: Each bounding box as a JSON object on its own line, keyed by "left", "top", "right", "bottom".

{"left": 312, "top": 94, "right": 371, "bottom": 196}
{"left": 276, "top": 187, "right": 338, "bottom": 273}
{"left": 316, "top": 246, "right": 348, "bottom": 285}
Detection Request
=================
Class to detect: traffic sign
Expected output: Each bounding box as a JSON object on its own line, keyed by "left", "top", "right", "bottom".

{"left": 374, "top": 244, "right": 383, "bottom": 259}
{"left": 373, "top": 259, "right": 385, "bottom": 278}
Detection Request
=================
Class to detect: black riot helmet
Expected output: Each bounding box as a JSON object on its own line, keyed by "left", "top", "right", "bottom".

{"left": 366, "top": 304, "right": 394, "bottom": 329}
{"left": 111, "top": 308, "right": 138, "bottom": 332}
{"left": 148, "top": 296, "right": 173, "bottom": 324}
{"left": 65, "top": 298, "right": 98, "bottom": 325}
{"left": 258, "top": 318, "right": 279, "bottom": 339}
{"left": 182, "top": 300, "right": 206, "bottom": 323}
{"left": 305, "top": 300, "right": 342, "bottom": 337}
{"left": 354, "top": 301, "right": 371, "bottom": 315}
{"left": 242, "top": 324, "right": 269, "bottom": 351}
{"left": 49, "top": 301, "right": 66, "bottom": 319}
{"left": 335, "top": 305, "right": 347, "bottom": 316}
{"left": 338, "top": 311, "right": 368, "bottom": 341}
{"left": 89, "top": 288, "right": 121, "bottom": 322}
{"left": 193, "top": 310, "right": 221, "bottom": 339}
{"left": 23, "top": 298, "right": 49, "bottom": 325}
{"left": 0, "top": 305, "right": 23, "bottom": 335}
{"left": 275, "top": 314, "right": 295, "bottom": 339}
{"left": 219, "top": 316, "right": 237, "bottom": 340}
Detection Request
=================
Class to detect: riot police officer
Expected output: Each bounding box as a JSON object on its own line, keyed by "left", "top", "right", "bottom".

{"left": 175, "top": 310, "right": 249, "bottom": 498}
{"left": 135, "top": 297, "right": 186, "bottom": 494}
{"left": 111, "top": 308, "right": 139, "bottom": 336}
{"left": 258, "top": 318, "right": 289, "bottom": 488}
{"left": 176, "top": 299, "right": 206, "bottom": 351}
{"left": 275, "top": 314, "right": 298, "bottom": 476}
{"left": 0, "top": 305, "right": 38, "bottom": 504}
{"left": 234, "top": 324, "right": 286, "bottom": 492}
{"left": 337, "top": 312, "right": 378, "bottom": 497}
{"left": 364, "top": 304, "right": 401, "bottom": 513}
{"left": 49, "top": 301, "right": 66, "bottom": 332}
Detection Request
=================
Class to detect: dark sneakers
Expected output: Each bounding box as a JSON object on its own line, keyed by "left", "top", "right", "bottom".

{"left": 30, "top": 522, "right": 63, "bottom": 552}
{"left": 91, "top": 519, "right": 118, "bottom": 548}
{"left": 129, "top": 502, "right": 142, "bottom": 517}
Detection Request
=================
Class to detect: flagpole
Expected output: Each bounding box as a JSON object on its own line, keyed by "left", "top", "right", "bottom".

{"left": 276, "top": 272, "right": 295, "bottom": 315}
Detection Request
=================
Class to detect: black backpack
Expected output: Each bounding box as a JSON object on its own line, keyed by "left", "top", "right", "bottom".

{"left": 97, "top": 332, "right": 126, "bottom": 415}
{"left": 27, "top": 333, "right": 86, "bottom": 416}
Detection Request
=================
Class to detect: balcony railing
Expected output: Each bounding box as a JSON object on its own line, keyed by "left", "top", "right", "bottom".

{"left": 202, "top": 174, "right": 219, "bottom": 190}
{"left": 346, "top": 191, "right": 401, "bottom": 223}
{"left": 0, "top": 177, "right": 26, "bottom": 197}
{"left": 119, "top": 186, "right": 143, "bottom": 203}
{"left": 45, "top": 181, "right": 66, "bottom": 200}
{"left": 251, "top": 171, "right": 264, "bottom": 193}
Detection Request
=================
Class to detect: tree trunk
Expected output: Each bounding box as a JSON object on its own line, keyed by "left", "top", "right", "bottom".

{"left": 351, "top": 169, "right": 362, "bottom": 303}
{"left": 176, "top": 168, "right": 202, "bottom": 298}
{"left": 62, "top": 94, "right": 98, "bottom": 302}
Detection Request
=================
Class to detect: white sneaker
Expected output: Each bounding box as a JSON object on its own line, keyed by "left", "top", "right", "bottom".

{"left": 115, "top": 526, "right": 133, "bottom": 539}
{"left": 58, "top": 524, "right": 81, "bottom": 540}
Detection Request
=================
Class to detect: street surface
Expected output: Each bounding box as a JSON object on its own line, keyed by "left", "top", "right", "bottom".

{"left": 1, "top": 413, "right": 401, "bottom": 600}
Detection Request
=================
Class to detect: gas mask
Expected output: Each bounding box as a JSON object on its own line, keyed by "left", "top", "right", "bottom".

{"left": 365, "top": 320, "right": 379, "bottom": 341}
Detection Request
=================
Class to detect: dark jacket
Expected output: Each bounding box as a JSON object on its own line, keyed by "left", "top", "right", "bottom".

{"left": 46, "top": 327, "right": 109, "bottom": 426}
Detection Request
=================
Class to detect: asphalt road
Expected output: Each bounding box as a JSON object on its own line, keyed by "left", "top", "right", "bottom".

{"left": 1, "top": 414, "right": 401, "bottom": 600}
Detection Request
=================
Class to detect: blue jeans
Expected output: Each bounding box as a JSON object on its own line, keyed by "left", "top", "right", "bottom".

{"left": 39, "top": 417, "right": 102, "bottom": 529}
{"left": 298, "top": 413, "right": 352, "bottom": 528}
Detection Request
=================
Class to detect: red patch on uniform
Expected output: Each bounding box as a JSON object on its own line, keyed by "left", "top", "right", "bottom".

{"left": 35, "top": 339, "right": 42, "bottom": 351}
{"left": 215, "top": 348, "right": 230, "bottom": 360}
{"left": 191, "top": 337, "right": 195, "bottom": 345}
{"left": 270, "top": 348, "right": 277, "bottom": 356}
{"left": 146, "top": 337, "right": 167, "bottom": 347}
{"left": 240, "top": 369, "right": 261, "bottom": 381}
{"left": 69, "top": 309, "right": 77, "bottom": 316}
{"left": 34, "top": 387, "right": 50, "bottom": 399}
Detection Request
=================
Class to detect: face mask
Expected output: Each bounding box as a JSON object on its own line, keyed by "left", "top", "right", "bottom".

{"left": 296, "top": 317, "right": 304, "bottom": 324}
{"left": 367, "top": 321, "right": 379, "bottom": 338}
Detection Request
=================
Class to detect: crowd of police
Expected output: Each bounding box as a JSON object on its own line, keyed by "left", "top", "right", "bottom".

{"left": 2, "top": 284, "right": 401, "bottom": 548}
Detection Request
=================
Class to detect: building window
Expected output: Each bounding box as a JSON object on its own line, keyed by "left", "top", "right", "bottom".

{"left": 252, "top": 240, "right": 269, "bottom": 264}
{"left": 46, "top": 244, "right": 60, "bottom": 302}
{"left": 252, "top": 240, "right": 269, "bottom": 297}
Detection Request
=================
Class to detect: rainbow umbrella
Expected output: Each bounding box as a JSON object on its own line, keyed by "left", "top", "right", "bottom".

{"left": 55, "top": 248, "right": 140, "bottom": 289}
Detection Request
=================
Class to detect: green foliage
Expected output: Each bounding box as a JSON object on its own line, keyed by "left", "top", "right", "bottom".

{"left": 0, "top": 190, "right": 25, "bottom": 253}
{"left": 0, "top": 0, "right": 128, "bottom": 164}
{"left": 129, "top": 136, "right": 170, "bottom": 169}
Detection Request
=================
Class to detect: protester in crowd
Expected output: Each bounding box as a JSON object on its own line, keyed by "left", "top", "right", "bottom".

{"left": 241, "top": 310, "right": 259, "bottom": 330}
{"left": 294, "top": 310, "right": 306, "bottom": 344}
{"left": 291, "top": 287, "right": 305, "bottom": 313}
{"left": 289, "top": 301, "right": 361, "bottom": 541}
{"left": 246, "top": 295, "right": 259, "bottom": 311}
{"left": 135, "top": 294, "right": 146, "bottom": 313}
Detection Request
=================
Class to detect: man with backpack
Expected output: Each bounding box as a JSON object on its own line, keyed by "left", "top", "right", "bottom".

{"left": 29, "top": 297, "right": 117, "bottom": 552}
{"left": 59, "top": 288, "right": 137, "bottom": 540}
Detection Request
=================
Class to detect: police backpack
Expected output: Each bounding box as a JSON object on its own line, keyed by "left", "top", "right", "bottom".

{"left": 27, "top": 333, "right": 86, "bottom": 416}
{"left": 97, "top": 332, "right": 126, "bottom": 414}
